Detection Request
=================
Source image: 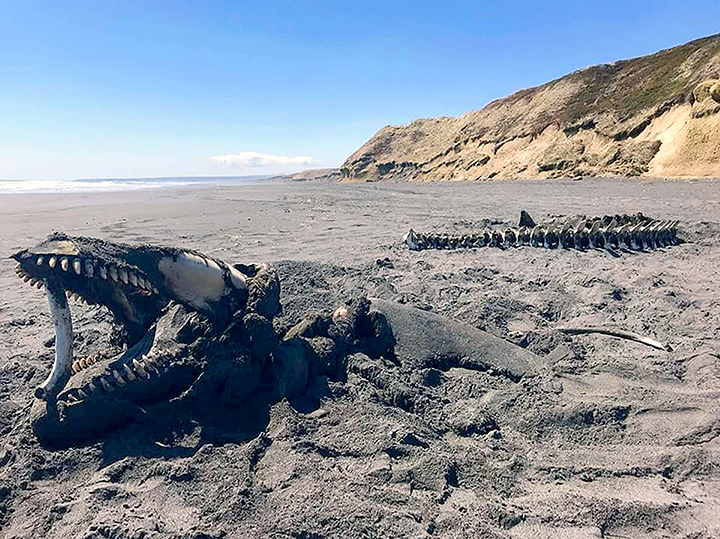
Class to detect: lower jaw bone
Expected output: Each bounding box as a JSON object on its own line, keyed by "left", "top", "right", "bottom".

{"left": 35, "top": 279, "right": 74, "bottom": 401}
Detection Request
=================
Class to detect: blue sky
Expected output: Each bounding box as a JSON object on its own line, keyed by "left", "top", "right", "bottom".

{"left": 2, "top": 1, "right": 719, "bottom": 180}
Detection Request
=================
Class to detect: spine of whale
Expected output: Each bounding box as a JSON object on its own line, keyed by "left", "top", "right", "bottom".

{"left": 404, "top": 219, "right": 680, "bottom": 251}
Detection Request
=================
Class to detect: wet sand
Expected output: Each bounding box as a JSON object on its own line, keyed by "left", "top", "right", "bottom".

{"left": 1, "top": 177, "right": 719, "bottom": 538}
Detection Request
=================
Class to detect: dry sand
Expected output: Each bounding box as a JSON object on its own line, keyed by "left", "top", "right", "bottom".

{"left": 1, "top": 177, "right": 719, "bottom": 538}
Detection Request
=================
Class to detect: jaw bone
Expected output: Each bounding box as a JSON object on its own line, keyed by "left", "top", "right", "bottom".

{"left": 35, "top": 278, "right": 74, "bottom": 401}
{"left": 12, "top": 233, "right": 252, "bottom": 404}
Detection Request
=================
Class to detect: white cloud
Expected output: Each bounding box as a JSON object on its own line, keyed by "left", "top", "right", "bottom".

{"left": 211, "top": 151, "right": 313, "bottom": 168}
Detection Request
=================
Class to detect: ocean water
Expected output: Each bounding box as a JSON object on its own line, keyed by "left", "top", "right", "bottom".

{"left": 0, "top": 175, "right": 273, "bottom": 194}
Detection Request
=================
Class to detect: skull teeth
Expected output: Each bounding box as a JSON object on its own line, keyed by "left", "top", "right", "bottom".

{"left": 143, "top": 357, "right": 158, "bottom": 373}
{"left": 122, "top": 364, "right": 137, "bottom": 381}
{"left": 112, "top": 370, "right": 127, "bottom": 386}
{"left": 27, "top": 253, "right": 152, "bottom": 296}
{"left": 132, "top": 358, "right": 150, "bottom": 378}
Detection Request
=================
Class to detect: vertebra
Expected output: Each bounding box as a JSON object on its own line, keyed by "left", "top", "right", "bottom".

{"left": 404, "top": 212, "right": 680, "bottom": 252}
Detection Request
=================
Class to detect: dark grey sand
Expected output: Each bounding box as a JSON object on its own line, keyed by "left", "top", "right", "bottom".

{"left": 1, "top": 178, "right": 719, "bottom": 538}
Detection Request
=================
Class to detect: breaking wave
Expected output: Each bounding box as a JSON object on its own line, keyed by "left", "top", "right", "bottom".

{"left": 0, "top": 176, "right": 270, "bottom": 194}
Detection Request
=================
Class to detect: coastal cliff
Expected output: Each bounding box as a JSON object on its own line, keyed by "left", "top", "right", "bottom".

{"left": 342, "top": 34, "right": 720, "bottom": 181}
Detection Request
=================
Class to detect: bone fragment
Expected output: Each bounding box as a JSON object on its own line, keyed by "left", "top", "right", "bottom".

{"left": 556, "top": 326, "right": 671, "bottom": 352}
{"left": 404, "top": 229, "right": 420, "bottom": 250}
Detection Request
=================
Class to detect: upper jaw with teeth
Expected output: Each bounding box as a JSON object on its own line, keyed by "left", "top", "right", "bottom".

{"left": 11, "top": 232, "right": 251, "bottom": 405}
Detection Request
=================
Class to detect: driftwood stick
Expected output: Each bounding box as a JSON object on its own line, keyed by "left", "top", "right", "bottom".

{"left": 556, "top": 326, "right": 671, "bottom": 352}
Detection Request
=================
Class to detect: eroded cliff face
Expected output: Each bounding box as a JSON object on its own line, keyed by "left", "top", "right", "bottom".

{"left": 342, "top": 34, "right": 720, "bottom": 181}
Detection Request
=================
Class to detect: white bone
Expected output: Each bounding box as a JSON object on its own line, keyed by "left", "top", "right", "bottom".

{"left": 35, "top": 280, "right": 73, "bottom": 401}
{"left": 228, "top": 265, "right": 248, "bottom": 290}
{"left": 158, "top": 252, "right": 227, "bottom": 312}
{"left": 122, "top": 364, "right": 137, "bottom": 381}
{"left": 112, "top": 370, "right": 126, "bottom": 386}
{"left": 133, "top": 358, "right": 149, "bottom": 378}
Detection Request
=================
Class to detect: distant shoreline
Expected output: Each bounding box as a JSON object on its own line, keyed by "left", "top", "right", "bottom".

{"left": 2, "top": 169, "right": 715, "bottom": 195}
{"left": 0, "top": 174, "right": 281, "bottom": 194}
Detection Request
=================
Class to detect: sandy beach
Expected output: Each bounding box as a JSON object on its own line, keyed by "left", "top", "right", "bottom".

{"left": 1, "top": 177, "right": 719, "bottom": 538}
